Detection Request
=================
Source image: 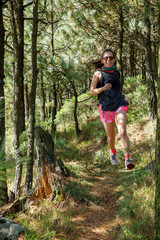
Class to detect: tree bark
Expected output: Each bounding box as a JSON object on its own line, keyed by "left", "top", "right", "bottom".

{"left": 118, "top": 4, "right": 124, "bottom": 88}
{"left": 8, "top": 0, "right": 25, "bottom": 198}
{"left": 35, "top": 127, "right": 69, "bottom": 200}
{"left": 24, "top": 84, "right": 29, "bottom": 120}
{"left": 51, "top": 83, "right": 57, "bottom": 134}
{"left": 0, "top": 0, "right": 8, "bottom": 206}
{"left": 74, "top": 94, "right": 81, "bottom": 136}
{"left": 40, "top": 72, "right": 46, "bottom": 120}
{"left": 129, "top": 43, "right": 135, "bottom": 77}
{"left": 144, "top": 1, "right": 157, "bottom": 120}
{"left": 35, "top": 126, "right": 55, "bottom": 197}
{"left": 0, "top": 0, "right": 5, "bottom": 146}
{"left": 25, "top": 0, "right": 39, "bottom": 193}
{"left": 155, "top": 11, "right": 160, "bottom": 240}
{"left": 50, "top": 0, "right": 57, "bottom": 135}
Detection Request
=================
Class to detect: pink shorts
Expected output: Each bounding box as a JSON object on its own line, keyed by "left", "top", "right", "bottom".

{"left": 99, "top": 105, "right": 128, "bottom": 123}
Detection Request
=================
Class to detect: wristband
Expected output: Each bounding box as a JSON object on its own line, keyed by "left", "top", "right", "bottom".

{"left": 102, "top": 86, "right": 104, "bottom": 91}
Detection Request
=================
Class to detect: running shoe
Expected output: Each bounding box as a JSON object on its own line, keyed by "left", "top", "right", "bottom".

{"left": 110, "top": 151, "right": 118, "bottom": 165}
{"left": 125, "top": 159, "right": 135, "bottom": 170}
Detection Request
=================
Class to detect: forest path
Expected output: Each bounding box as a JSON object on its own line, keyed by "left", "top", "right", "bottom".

{"left": 65, "top": 117, "right": 155, "bottom": 240}
{"left": 66, "top": 171, "right": 123, "bottom": 240}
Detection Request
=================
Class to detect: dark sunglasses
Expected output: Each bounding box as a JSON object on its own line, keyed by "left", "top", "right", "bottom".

{"left": 102, "top": 56, "right": 114, "bottom": 61}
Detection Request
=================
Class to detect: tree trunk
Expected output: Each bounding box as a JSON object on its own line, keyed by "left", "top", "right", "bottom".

{"left": 155, "top": 11, "right": 160, "bottom": 240}
{"left": 129, "top": 43, "right": 135, "bottom": 77}
{"left": 48, "top": 92, "right": 52, "bottom": 117}
{"left": 35, "top": 127, "right": 68, "bottom": 199}
{"left": 119, "top": 5, "right": 124, "bottom": 88}
{"left": 25, "top": 0, "right": 39, "bottom": 193}
{"left": 144, "top": 1, "right": 157, "bottom": 120}
{"left": 8, "top": 0, "right": 25, "bottom": 198}
{"left": 142, "top": 49, "right": 146, "bottom": 81}
{"left": 24, "top": 84, "right": 29, "bottom": 120}
{"left": 40, "top": 72, "right": 46, "bottom": 120}
{"left": 35, "top": 126, "right": 55, "bottom": 198}
{"left": 50, "top": 0, "right": 57, "bottom": 135}
{"left": 0, "top": 0, "right": 8, "bottom": 206}
{"left": 51, "top": 83, "right": 57, "bottom": 134}
{"left": 74, "top": 94, "right": 81, "bottom": 136}
{"left": 0, "top": 1, "right": 5, "bottom": 147}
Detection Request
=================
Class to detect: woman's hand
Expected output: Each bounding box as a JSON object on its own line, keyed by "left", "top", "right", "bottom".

{"left": 90, "top": 71, "right": 112, "bottom": 96}
{"left": 103, "top": 83, "right": 112, "bottom": 91}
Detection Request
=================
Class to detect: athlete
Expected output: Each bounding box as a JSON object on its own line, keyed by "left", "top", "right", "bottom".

{"left": 90, "top": 49, "right": 135, "bottom": 170}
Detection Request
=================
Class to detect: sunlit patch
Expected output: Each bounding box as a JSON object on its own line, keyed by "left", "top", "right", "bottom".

{"left": 72, "top": 216, "right": 86, "bottom": 222}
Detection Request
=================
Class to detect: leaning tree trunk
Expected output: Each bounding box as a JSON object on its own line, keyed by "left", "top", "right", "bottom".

{"left": 25, "top": 0, "right": 38, "bottom": 193}
{"left": 155, "top": 11, "right": 160, "bottom": 240}
{"left": 0, "top": 0, "right": 8, "bottom": 206}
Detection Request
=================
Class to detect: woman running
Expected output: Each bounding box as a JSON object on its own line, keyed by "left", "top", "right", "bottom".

{"left": 90, "top": 49, "right": 135, "bottom": 170}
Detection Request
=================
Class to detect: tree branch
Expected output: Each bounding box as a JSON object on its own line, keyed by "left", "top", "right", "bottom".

{"left": 77, "top": 96, "right": 91, "bottom": 103}
{"left": 23, "top": 1, "right": 33, "bottom": 9}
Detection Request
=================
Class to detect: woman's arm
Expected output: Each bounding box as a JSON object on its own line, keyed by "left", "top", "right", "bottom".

{"left": 90, "top": 71, "right": 112, "bottom": 96}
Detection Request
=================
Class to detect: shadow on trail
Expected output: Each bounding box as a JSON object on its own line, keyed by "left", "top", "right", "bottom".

{"left": 63, "top": 172, "right": 123, "bottom": 240}
{"left": 63, "top": 167, "right": 154, "bottom": 240}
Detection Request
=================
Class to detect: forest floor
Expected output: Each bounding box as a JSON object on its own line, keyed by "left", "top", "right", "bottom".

{"left": 64, "top": 171, "right": 123, "bottom": 240}
{"left": 1, "top": 116, "right": 155, "bottom": 240}
{"left": 57, "top": 117, "right": 155, "bottom": 240}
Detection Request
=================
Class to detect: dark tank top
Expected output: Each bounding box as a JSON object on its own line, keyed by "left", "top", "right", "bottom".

{"left": 97, "top": 70, "right": 128, "bottom": 111}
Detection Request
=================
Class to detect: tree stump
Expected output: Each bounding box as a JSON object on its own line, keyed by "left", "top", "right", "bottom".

{"left": 35, "top": 126, "right": 69, "bottom": 201}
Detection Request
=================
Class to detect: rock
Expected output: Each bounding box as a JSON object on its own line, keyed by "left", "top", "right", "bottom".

{"left": 0, "top": 217, "right": 25, "bottom": 240}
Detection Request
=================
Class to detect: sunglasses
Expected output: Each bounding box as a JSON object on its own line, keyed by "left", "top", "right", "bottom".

{"left": 102, "top": 56, "right": 114, "bottom": 61}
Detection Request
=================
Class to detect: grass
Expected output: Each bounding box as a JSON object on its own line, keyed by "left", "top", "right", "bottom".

{"left": 115, "top": 170, "right": 155, "bottom": 239}
{"left": 58, "top": 113, "right": 155, "bottom": 239}
{"left": 5, "top": 90, "right": 156, "bottom": 239}
{"left": 11, "top": 200, "right": 74, "bottom": 240}
{"left": 5, "top": 113, "right": 155, "bottom": 240}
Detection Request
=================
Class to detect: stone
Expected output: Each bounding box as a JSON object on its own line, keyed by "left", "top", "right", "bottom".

{"left": 0, "top": 217, "right": 25, "bottom": 240}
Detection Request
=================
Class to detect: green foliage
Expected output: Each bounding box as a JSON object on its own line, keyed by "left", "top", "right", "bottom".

{"left": 35, "top": 118, "right": 52, "bottom": 132}
{"left": 116, "top": 170, "right": 155, "bottom": 239}
{"left": 54, "top": 137, "right": 67, "bottom": 150}
{"left": 55, "top": 98, "right": 75, "bottom": 132}
{"left": 2, "top": 0, "right": 158, "bottom": 237}
{"left": 15, "top": 200, "right": 73, "bottom": 239}
{"left": 19, "top": 129, "right": 28, "bottom": 155}
{"left": 55, "top": 92, "right": 98, "bottom": 132}
{"left": 124, "top": 76, "right": 148, "bottom": 123}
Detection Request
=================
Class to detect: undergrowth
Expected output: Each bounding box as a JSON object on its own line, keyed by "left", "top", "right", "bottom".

{"left": 116, "top": 170, "right": 155, "bottom": 239}
{"left": 5, "top": 75, "right": 155, "bottom": 239}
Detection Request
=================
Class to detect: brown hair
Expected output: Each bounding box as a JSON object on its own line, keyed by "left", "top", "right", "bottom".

{"left": 101, "top": 49, "right": 115, "bottom": 58}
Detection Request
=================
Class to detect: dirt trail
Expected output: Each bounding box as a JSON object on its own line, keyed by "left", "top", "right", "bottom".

{"left": 65, "top": 118, "right": 155, "bottom": 240}
{"left": 66, "top": 172, "right": 122, "bottom": 240}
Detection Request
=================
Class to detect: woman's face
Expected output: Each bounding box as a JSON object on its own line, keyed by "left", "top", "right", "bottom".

{"left": 101, "top": 51, "right": 115, "bottom": 68}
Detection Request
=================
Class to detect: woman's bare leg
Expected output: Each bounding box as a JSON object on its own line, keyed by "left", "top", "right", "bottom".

{"left": 115, "top": 110, "right": 130, "bottom": 155}
{"left": 115, "top": 110, "right": 135, "bottom": 169}
{"left": 102, "top": 122, "right": 116, "bottom": 150}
